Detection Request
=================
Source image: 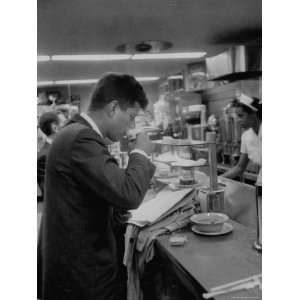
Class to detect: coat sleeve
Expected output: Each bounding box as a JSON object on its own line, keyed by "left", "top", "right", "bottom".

{"left": 70, "top": 129, "right": 156, "bottom": 210}
{"left": 37, "top": 154, "right": 46, "bottom": 194}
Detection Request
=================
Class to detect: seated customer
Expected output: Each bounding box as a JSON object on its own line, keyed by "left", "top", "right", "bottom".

{"left": 37, "top": 111, "right": 66, "bottom": 198}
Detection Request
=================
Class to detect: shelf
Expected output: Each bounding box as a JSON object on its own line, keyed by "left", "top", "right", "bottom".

{"left": 208, "top": 71, "right": 262, "bottom": 82}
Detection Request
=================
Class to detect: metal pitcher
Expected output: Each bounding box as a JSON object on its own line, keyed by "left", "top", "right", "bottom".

{"left": 253, "top": 185, "right": 262, "bottom": 252}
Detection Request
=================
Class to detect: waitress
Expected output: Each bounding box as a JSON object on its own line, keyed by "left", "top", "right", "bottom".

{"left": 222, "top": 94, "right": 262, "bottom": 250}
{"left": 222, "top": 93, "right": 262, "bottom": 186}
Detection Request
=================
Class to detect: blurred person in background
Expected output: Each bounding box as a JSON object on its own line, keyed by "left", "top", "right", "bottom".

{"left": 37, "top": 127, "right": 46, "bottom": 152}
{"left": 40, "top": 73, "right": 155, "bottom": 300}
{"left": 37, "top": 111, "right": 67, "bottom": 198}
{"left": 55, "top": 106, "right": 70, "bottom": 120}
{"left": 56, "top": 104, "right": 80, "bottom": 121}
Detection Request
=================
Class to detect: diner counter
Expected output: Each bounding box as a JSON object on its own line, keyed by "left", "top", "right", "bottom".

{"left": 37, "top": 174, "right": 260, "bottom": 299}
{"left": 155, "top": 220, "right": 261, "bottom": 300}
{"left": 218, "top": 164, "right": 258, "bottom": 183}
{"left": 220, "top": 177, "right": 257, "bottom": 229}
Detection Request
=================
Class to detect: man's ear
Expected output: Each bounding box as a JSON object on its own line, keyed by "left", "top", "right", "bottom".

{"left": 106, "top": 100, "right": 119, "bottom": 118}
{"left": 51, "top": 123, "right": 58, "bottom": 134}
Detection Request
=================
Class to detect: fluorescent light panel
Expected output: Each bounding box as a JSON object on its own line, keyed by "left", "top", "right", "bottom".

{"left": 132, "top": 52, "right": 206, "bottom": 60}
{"left": 37, "top": 56, "right": 50, "bottom": 62}
{"left": 39, "top": 52, "right": 206, "bottom": 62}
{"left": 55, "top": 79, "right": 98, "bottom": 85}
{"left": 52, "top": 54, "right": 131, "bottom": 61}
{"left": 135, "top": 76, "right": 160, "bottom": 82}
{"left": 37, "top": 81, "right": 54, "bottom": 86}
{"left": 191, "top": 71, "right": 206, "bottom": 76}
{"left": 168, "top": 75, "right": 184, "bottom": 80}
{"left": 37, "top": 76, "right": 159, "bottom": 86}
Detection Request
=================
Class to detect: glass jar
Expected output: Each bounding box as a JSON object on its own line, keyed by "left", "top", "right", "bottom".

{"left": 179, "top": 166, "right": 195, "bottom": 185}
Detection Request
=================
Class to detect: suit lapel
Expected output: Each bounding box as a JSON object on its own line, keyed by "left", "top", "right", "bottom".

{"left": 66, "top": 114, "right": 92, "bottom": 129}
{"left": 67, "top": 114, "right": 109, "bottom": 146}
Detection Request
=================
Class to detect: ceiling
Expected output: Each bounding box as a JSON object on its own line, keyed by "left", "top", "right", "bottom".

{"left": 37, "top": 0, "right": 261, "bottom": 83}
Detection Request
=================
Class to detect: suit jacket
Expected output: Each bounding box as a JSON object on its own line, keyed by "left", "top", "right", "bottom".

{"left": 41, "top": 115, "right": 155, "bottom": 300}
{"left": 37, "top": 141, "right": 51, "bottom": 197}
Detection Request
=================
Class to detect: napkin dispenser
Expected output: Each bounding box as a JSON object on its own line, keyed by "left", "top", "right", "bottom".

{"left": 198, "top": 187, "right": 225, "bottom": 213}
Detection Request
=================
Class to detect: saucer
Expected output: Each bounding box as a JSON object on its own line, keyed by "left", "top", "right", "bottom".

{"left": 154, "top": 174, "right": 178, "bottom": 180}
{"left": 174, "top": 181, "right": 205, "bottom": 189}
{"left": 191, "top": 223, "right": 233, "bottom": 236}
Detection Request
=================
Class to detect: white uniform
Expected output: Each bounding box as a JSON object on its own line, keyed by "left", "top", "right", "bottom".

{"left": 240, "top": 125, "right": 262, "bottom": 186}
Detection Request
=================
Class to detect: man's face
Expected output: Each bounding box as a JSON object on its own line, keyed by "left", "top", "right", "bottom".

{"left": 57, "top": 113, "right": 67, "bottom": 130}
{"left": 51, "top": 113, "right": 67, "bottom": 134}
{"left": 107, "top": 102, "right": 141, "bottom": 142}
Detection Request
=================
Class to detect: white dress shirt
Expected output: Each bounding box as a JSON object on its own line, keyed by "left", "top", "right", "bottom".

{"left": 46, "top": 137, "right": 53, "bottom": 145}
{"left": 80, "top": 113, "right": 103, "bottom": 138}
{"left": 240, "top": 125, "right": 262, "bottom": 186}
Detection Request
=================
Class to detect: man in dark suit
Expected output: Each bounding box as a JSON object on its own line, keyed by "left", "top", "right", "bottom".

{"left": 37, "top": 111, "right": 67, "bottom": 298}
{"left": 41, "top": 73, "right": 156, "bottom": 300}
{"left": 37, "top": 111, "right": 67, "bottom": 198}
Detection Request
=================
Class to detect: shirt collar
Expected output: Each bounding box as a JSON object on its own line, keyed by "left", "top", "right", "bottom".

{"left": 80, "top": 112, "right": 103, "bottom": 138}
{"left": 46, "top": 137, "right": 52, "bottom": 144}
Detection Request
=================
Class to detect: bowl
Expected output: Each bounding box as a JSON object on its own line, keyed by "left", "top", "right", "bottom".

{"left": 190, "top": 213, "right": 229, "bottom": 233}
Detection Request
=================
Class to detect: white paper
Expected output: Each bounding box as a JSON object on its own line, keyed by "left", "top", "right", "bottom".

{"left": 129, "top": 187, "right": 193, "bottom": 227}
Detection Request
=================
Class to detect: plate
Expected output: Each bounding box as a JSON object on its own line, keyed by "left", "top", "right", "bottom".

{"left": 155, "top": 177, "right": 207, "bottom": 188}
{"left": 153, "top": 139, "right": 207, "bottom": 146}
{"left": 191, "top": 223, "right": 233, "bottom": 236}
{"left": 154, "top": 157, "right": 180, "bottom": 165}
{"left": 190, "top": 212, "right": 229, "bottom": 225}
{"left": 154, "top": 174, "right": 179, "bottom": 180}
{"left": 171, "top": 159, "right": 207, "bottom": 168}
{"left": 173, "top": 181, "right": 205, "bottom": 189}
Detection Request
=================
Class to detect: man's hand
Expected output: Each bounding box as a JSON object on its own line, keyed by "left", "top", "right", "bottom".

{"left": 135, "top": 131, "right": 154, "bottom": 156}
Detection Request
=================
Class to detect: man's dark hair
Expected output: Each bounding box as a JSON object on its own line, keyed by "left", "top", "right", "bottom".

{"left": 39, "top": 112, "right": 59, "bottom": 136}
{"left": 88, "top": 73, "right": 148, "bottom": 111}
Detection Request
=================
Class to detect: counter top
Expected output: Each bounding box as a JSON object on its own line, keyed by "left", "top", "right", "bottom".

{"left": 156, "top": 220, "right": 261, "bottom": 300}
{"left": 218, "top": 164, "right": 258, "bottom": 182}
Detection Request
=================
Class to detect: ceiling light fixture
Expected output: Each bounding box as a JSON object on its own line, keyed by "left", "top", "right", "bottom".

{"left": 167, "top": 75, "right": 184, "bottom": 80}
{"left": 191, "top": 71, "right": 206, "bottom": 77}
{"left": 135, "top": 76, "right": 160, "bottom": 82}
{"left": 37, "top": 81, "right": 54, "bottom": 86}
{"left": 37, "top": 56, "right": 50, "bottom": 62}
{"left": 116, "top": 40, "right": 173, "bottom": 54}
{"left": 46, "top": 52, "right": 206, "bottom": 62}
{"left": 55, "top": 79, "right": 98, "bottom": 85}
{"left": 51, "top": 54, "right": 131, "bottom": 61}
{"left": 38, "top": 76, "right": 160, "bottom": 86}
{"left": 132, "top": 52, "right": 206, "bottom": 60}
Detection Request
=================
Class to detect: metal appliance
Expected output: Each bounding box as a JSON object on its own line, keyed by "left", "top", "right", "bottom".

{"left": 206, "top": 44, "right": 261, "bottom": 81}
{"left": 198, "top": 132, "right": 225, "bottom": 213}
{"left": 218, "top": 104, "right": 241, "bottom": 165}
{"left": 183, "top": 104, "right": 207, "bottom": 141}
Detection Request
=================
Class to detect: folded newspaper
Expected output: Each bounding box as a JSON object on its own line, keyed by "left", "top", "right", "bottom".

{"left": 128, "top": 187, "right": 194, "bottom": 227}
